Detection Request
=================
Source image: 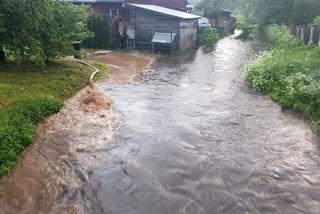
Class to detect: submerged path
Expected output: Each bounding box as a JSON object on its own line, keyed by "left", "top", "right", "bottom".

{"left": 97, "top": 36, "right": 320, "bottom": 213}
{"left": 1, "top": 36, "right": 319, "bottom": 213}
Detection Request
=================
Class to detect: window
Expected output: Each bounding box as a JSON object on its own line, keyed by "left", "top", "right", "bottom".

{"left": 110, "top": 9, "right": 119, "bottom": 17}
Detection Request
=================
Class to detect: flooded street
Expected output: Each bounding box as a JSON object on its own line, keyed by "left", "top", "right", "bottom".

{"left": 1, "top": 36, "right": 320, "bottom": 213}
{"left": 97, "top": 36, "right": 320, "bottom": 213}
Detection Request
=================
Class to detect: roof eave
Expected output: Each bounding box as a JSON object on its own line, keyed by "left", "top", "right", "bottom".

{"left": 127, "top": 4, "right": 200, "bottom": 20}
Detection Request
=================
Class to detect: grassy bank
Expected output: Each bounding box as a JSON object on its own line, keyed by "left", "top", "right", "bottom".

{"left": 0, "top": 60, "right": 108, "bottom": 176}
{"left": 245, "top": 25, "right": 320, "bottom": 132}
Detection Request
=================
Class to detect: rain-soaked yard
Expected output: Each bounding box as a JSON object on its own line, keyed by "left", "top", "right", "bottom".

{"left": 1, "top": 35, "right": 320, "bottom": 213}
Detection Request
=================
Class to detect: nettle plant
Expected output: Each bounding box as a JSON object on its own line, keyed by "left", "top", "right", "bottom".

{"left": 245, "top": 24, "right": 320, "bottom": 132}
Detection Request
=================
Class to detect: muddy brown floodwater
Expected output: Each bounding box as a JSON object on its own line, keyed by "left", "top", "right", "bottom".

{"left": 1, "top": 36, "right": 320, "bottom": 214}
{"left": 84, "top": 52, "right": 154, "bottom": 85}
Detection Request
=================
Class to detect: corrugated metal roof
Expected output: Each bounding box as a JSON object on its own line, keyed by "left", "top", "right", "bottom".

{"left": 63, "top": 0, "right": 124, "bottom": 3}
{"left": 128, "top": 4, "right": 200, "bottom": 19}
{"left": 128, "top": 0, "right": 189, "bottom": 10}
{"left": 152, "top": 32, "right": 176, "bottom": 44}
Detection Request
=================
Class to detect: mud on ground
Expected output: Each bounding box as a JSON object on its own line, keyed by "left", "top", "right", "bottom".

{"left": 0, "top": 85, "right": 121, "bottom": 213}
{"left": 84, "top": 51, "right": 154, "bottom": 85}
{"left": 0, "top": 51, "right": 153, "bottom": 213}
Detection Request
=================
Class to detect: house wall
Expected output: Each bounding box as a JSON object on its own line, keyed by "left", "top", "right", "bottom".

{"left": 179, "top": 20, "right": 198, "bottom": 50}
{"left": 134, "top": 9, "right": 181, "bottom": 51}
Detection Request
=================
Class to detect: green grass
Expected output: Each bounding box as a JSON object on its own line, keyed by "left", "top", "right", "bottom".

{"left": 245, "top": 25, "right": 320, "bottom": 132}
{"left": 0, "top": 60, "right": 108, "bottom": 176}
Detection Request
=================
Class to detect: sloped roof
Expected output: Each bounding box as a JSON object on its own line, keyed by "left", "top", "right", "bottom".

{"left": 64, "top": 0, "right": 124, "bottom": 3}
{"left": 128, "top": 0, "right": 189, "bottom": 9}
{"left": 64, "top": 0, "right": 190, "bottom": 9}
{"left": 128, "top": 4, "right": 200, "bottom": 19}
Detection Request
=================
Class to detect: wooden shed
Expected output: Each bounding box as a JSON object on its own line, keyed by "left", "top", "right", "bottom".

{"left": 127, "top": 4, "right": 200, "bottom": 53}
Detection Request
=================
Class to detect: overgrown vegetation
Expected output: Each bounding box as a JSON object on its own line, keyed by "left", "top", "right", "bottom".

{"left": 313, "top": 16, "right": 320, "bottom": 25}
{"left": 236, "top": 23, "right": 257, "bottom": 40}
{"left": 245, "top": 25, "right": 320, "bottom": 132}
{"left": 0, "top": 60, "right": 108, "bottom": 176}
{"left": 195, "top": 0, "right": 320, "bottom": 26}
{"left": 198, "top": 28, "right": 220, "bottom": 47}
{"left": 0, "top": 0, "right": 91, "bottom": 66}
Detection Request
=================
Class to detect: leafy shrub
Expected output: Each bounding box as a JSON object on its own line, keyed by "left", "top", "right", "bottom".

{"left": 236, "top": 23, "right": 257, "bottom": 40}
{"left": 313, "top": 16, "right": 320, "bottom": 25}
{"left": 198, "top": 28, "right": 220, "bottom": 47}
{"left": 0, "top": 0, "right": 91, "bottom": 66}
{"left": 266, "top": 24, "right": 302, "bottom": 49}
{"left": 245, "top": 24, "right": 320, "bottom": 132}
{"left": 0, "top": 96, "right": 63, "bottom": 176}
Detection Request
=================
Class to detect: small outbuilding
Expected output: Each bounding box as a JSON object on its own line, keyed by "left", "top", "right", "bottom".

{"left": 127, "top": 4, "right": 200, "bottom": 53}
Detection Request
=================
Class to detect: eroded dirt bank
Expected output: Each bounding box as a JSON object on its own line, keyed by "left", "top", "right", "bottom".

{"left": 0, "top": 85, "right": 120, "bottom": 213}
{"left": 0, "top": 52, "right": 153, "bottom": 213}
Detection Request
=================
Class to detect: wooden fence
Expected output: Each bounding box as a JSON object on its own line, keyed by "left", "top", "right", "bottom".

{"left": 289, "top": 25, "right": 320, "bottom": 46}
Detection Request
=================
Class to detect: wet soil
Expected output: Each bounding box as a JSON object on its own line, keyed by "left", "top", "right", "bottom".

{"left": 0, "top": 86, "right": 120, "bottom": 214}
{"left": 1, "top": 36, "right": 320, "bottom": 214}
{"left": 84, "top": 52, "right": 153, "bottom": 85}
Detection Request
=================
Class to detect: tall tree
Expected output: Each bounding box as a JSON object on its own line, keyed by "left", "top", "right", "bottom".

{"left": 0, "top": 0, "right": 91, "bottom": 65}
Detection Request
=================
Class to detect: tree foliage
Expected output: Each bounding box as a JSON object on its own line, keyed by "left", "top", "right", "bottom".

{"left": 0, "top": 0, "right": 91, "bottom": 65}
{"left": 83, "top": 14, "right": 114, "bottom": 49}
{"left": 195, "top": 0, "right": 320, "bottom": 26}
{"left": 313, "top": 16, "right": 320, "bottom": 25}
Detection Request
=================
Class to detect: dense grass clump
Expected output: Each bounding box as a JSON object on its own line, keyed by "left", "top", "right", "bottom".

{"left": 236, "top": 23, "right": 258, "bottom": 40}
{"left": 0, "top": 60, "right": 108, "bottom": 176}
{"left": 198, "top": 28, "right": 220, "bottom": 47}
{"left": 0, "top": 97, "right": 63, "bottom": 176}
{"left": 266, "top": 24, "right": 303, "bottom": 49}
{"left": 245, "top": 25, "right": 320, "bottom": 132}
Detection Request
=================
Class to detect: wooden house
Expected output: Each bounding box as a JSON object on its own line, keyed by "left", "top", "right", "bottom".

{"left": 127, "top": 4, "right": 200, "bottom": 53}
{"left": 65, "top": 0, "right": 200, "bottom": 53}
{"left": 205, "top": 9, "right": 234, "bottom": 35}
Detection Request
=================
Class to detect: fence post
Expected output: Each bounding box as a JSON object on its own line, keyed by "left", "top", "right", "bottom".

{"left": 296, "top": 27, "right": 300, "bottom": 37}
{"left": 309, "top": 27, "right": 314, "bottom": 44}
{"left": 301, "top": 27, "right": 305, "bottom": 42}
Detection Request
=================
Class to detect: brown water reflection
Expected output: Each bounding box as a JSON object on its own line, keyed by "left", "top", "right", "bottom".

{"left": 1, "top": 36, "right": 320, "bottom": 214}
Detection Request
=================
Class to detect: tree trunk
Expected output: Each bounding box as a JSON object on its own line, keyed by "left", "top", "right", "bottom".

{"left": 0, "top": 48, "right": 5, "bottom": 63}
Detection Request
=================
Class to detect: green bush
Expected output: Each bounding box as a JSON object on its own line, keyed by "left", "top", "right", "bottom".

{"left": 198, "top": 28, "right": 220, "bottom": 47}
{"left": 236, "top": 23, "right": 257, "bottom": 40}
{"left": 0, "top": 96, "right": 62, "bottom": 176}
{"left": 313, "top": 16, "right": 320, "bottom": 25}
{"left": 0, "top": 0, "right": 91, "bottom": 66}
{"left": 266, "top": 24, "right": 302, "bottom": 49}
{"left": 245, "top": 24, "right": 320, "bottom": 132}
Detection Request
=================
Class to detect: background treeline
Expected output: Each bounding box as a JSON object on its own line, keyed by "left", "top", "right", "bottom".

{"left": 194, "top": 0, "right": 320, "bottom": 26}
{"left": 0, "top": 0, "right": 91, "bottom": 65}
